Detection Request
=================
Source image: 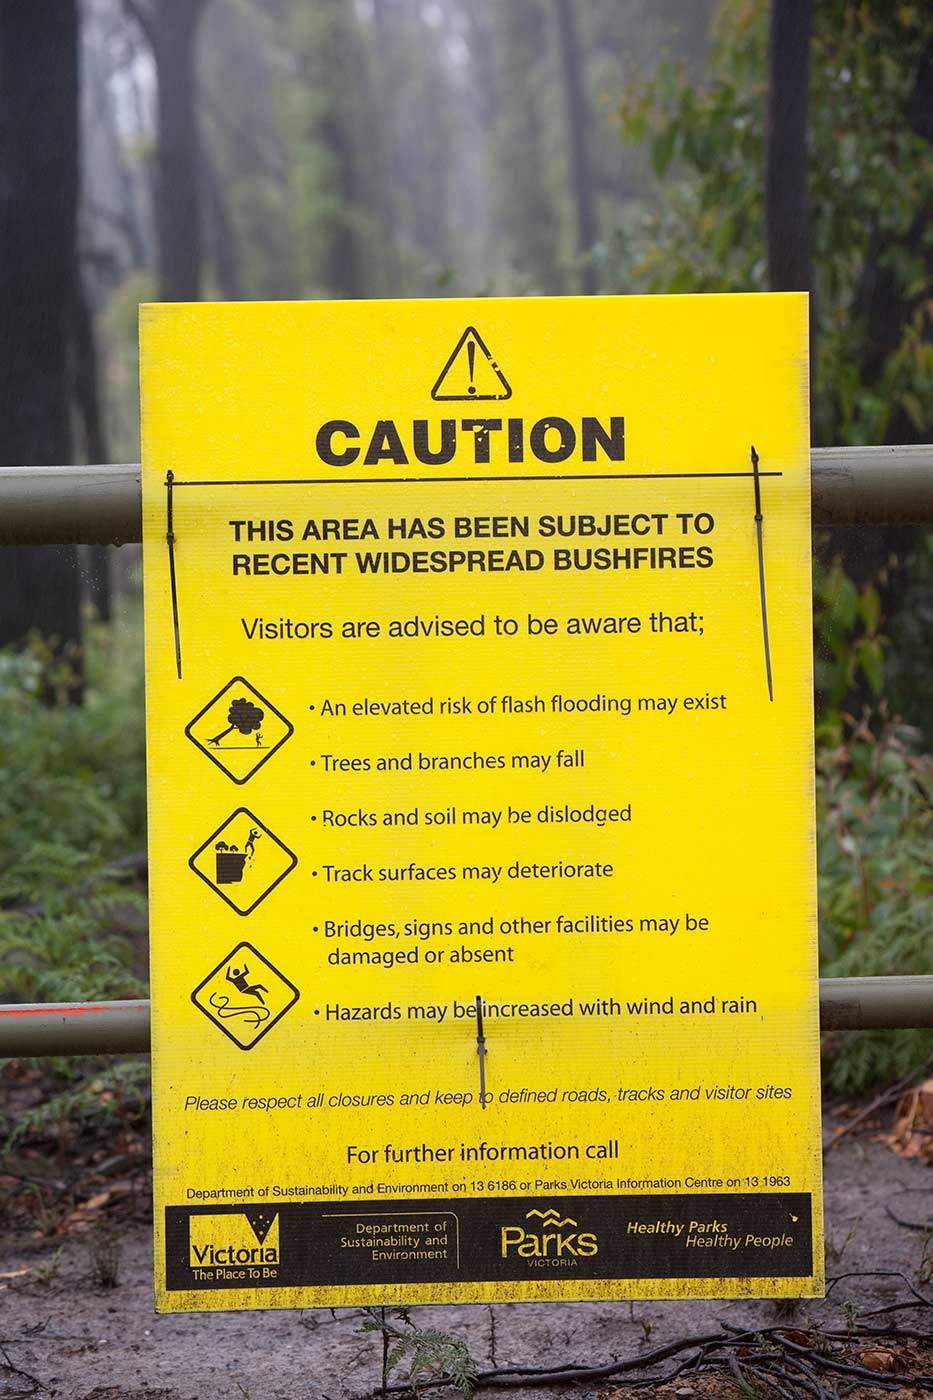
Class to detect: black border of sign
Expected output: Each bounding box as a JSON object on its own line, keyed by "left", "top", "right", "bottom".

{"left": 188, "top": 807, "right": 298, "bottom": 916}
{"left": 184, "top": 675, "right": 295, "bottom": 785}
{"left": 190, "top": 939, "right": 300, "bottom": 1050}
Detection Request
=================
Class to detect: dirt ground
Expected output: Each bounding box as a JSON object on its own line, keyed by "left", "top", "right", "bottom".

{"left": 1, "top": 1107, "right": 931, "bottom": 1400}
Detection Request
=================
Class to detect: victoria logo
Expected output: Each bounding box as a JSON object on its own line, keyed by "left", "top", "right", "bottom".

{"left": 188, "top": 1209, "right": 280, "bottom": 1279}
{"left": 500, "top": 1207, "right": 599, "bottom": 1266}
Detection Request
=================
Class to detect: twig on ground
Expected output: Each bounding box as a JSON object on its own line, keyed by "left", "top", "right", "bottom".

{"left": 0, "top": 1171, "right": 69, "bottom": 1194}
{"left": 726, "top": 1349, "right": 759, "bottom": 1397}
{"left": 0, "top": 1339, "right": 47, "bottom": 1394}
{"left": 826, "top": 1268, "right": 933, "bottom": 1309}
{"left": 885, "top": 1203, "right": 933, "bottom": 1231}
{"left": 824, "top": 1061, "right": 933, "bottom": 1154}
{"left": 362, "top": 1307, "right": 933, "bottom": 1396}
{"left": 860, "top": 1299, "right": 933, "bottom": 1320}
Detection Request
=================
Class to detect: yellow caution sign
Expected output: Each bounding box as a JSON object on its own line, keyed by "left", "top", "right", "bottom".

{"left": 141, "top": 293, "right": 823, "bottom": 1312}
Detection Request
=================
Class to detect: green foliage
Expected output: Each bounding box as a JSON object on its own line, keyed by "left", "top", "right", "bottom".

{"left": 617, "top": 0, "right": 933, "bottom": 447}
{"left": 3, "top": 1059, "right": 150, "bottom": 1156}
{"left": 887, "top": 533, "right": 933, "bottom": 744}
{"left": 200, "top": 0, "right": 299, "bottom": 299}
{"left": 807, "top": 1, "right": 933, "bottom": 447}
{"left": 0, "top": 899, "right": 144, "bottom": 1005}
{"left": 85, "top": 1216, "right": 123, "bottom": 1289}
{"left": 0, "top": 626, "right": 146, "bottom": 1008}
{"left": 817, "top": 718, "right": 933, "bottom": 1094}
{"left": 814, "top": 556, "right": 887, "bottom": 746}
{"left": 200, "top": 0, "right": 482, "bottom": 300}
{"left": 4, "top": 1058, "right": 149, "bottom": 1148}
{"left": 98, "top": 271, "right": 154, "bottom": 464}
{"left": 616, "top": 1, "right": 767, "bottom": 295}
{"left": 492, "top": 0, "right": 567, "bottom": 293}
{"left": 279, "top": 0, "right": 383, "bottom": 298}
{"left": 362, "top": 1306, "right": 477, "bottom": 1399}
{"left": 359, "top": 1, "right": 467, "bottom": 296}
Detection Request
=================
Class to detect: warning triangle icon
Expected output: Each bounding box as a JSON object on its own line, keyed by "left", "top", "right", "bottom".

{"left": 431, "top": 326, "right": 511, "bottom": 401}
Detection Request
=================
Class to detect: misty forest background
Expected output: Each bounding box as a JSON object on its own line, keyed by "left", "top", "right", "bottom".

{"left": 0, "top": 0, "right": 931, "bottom": 1120}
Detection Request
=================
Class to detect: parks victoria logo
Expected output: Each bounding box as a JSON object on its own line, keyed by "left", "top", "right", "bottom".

{"left": 189, "top": 1209, "right": 280, "bottom": 1281}
{"left": 500, "top": 1207, "right": 599, "bottom": 1268}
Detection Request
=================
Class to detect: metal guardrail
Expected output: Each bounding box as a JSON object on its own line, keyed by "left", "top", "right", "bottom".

{"left": 0, "top": 1001, "right": 151, "bottom": 1057}
{"left": 0, "top": 443, "right": 931, "bottom": 1057}
{"left": 1, "top": 978, "right": 931, "bottom": 1057}
{"left": 0, "top": 446, "right": 932, "bottom": 545}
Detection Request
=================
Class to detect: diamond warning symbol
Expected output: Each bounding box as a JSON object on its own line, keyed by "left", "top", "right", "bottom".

{"left": 191, "top": 941, "right": 299, "bottom": 1049}
{"left": 431, "top": 326, "right": 511, "bottom": 401}
{"left": 188, "top": 808, "right": 297, "bottom": 916}
{"left": 185, "top": 677, "right": 293, "bottom": 784}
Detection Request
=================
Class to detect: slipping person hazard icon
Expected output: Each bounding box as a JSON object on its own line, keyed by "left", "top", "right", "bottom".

{"left": 185, "top": 677, "right": 293, "bottom": 784}
{"left": 191, "top": 941, "right": 299, "bottom": 1049}
{"left": 189, "top": 808, "right": 297, "bottom": 915}
{"left": 431, "top": 327, "right": 511, "bottom": 401}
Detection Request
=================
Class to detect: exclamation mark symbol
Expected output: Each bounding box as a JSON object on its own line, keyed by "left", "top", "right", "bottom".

{"left": 467, "top": 338, "right": 476, "bottom": 395}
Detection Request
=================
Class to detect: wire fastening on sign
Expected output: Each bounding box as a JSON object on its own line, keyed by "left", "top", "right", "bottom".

{"left": 476, "top": 995, "right": 488, "bottom": 1108}
{"left": 165, "top": 470, "right": 182, "bottom": 680}
{"left": 751, "top": 446, "right": 774, "bottom": 702}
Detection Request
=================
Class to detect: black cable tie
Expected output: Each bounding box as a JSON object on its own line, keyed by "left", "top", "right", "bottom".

{"left": 476, "top": 994, "right": 488, "bottom": 1108}
{"left": 751, "top": 446, "right": 773, "bottom": 701}
{"left": 165, "top": 470, "right": 182, "bottom": 680}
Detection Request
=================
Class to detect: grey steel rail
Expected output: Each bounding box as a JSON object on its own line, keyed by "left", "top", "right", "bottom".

{"left": 809, "top": 444, "right": 933, "bottom": 525}
{"left": 0, "top": 447, "right": 931, "bottom": 1059}
{"left": 1, "top": 978, "right": 931, "bottom": 1057}
{"left": 0, "top": 445, "right": 931, "bottom": 544}
{"left": 0, "top": 1000, "right": 151, "bottom": 1056}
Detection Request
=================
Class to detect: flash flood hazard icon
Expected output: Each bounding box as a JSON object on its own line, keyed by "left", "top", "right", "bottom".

{"left": 185, "top": 677, "right": 293, "bottom": 784}
{"left": 189, "top": 808, "right": 297, "bottom": 915}
{"left": 191, "top": 941, "right": 299, "bottom": 1049}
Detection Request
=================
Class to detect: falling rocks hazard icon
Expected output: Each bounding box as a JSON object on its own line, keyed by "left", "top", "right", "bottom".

{"left": 431, "top": 327, "right": 511, "bottom": 401}
{"left": 185, "top": 676, "right": 293, "bottom": 784}
{"left": 188, "top": 808, "right": 297, "bottom": 916}
{"left": 191, "top": 941, "right": 299, "bottom": 1050}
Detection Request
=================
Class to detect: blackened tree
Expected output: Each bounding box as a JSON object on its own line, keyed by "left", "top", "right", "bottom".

{"left": 0, "top": 0, "right": 83, "bottom": 700}
{"left": 126, "top": 0, "right": 210, "bottom": 300}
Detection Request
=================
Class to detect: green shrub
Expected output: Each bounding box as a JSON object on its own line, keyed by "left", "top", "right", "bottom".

{"left": 817, "top": 717, "right": 933, "bottom": 1094}
{"left": 0, "top": 630, "right": 146, "bottom": 1004}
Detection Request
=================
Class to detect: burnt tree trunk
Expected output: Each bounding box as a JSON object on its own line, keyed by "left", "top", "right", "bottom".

{"left": 71, "top": 277, "right": 112, "bottom": 621}
{"left": 204, "top": 149, "right": 242, "bottom": 300}
{"left": 554, "top": 0, "right": 597, "bottom": 295}
{"left": 854, "top": 35, "right": 933, "bottom": 445}
{"left": 764, "top": 0, "right": 813, "bottom": 302}
{"left": 498, "top": 0, "right": 564, "bottom": 293}
{"left": 132, "top": 0, "right": 209, "bottom": 301}
{"left": 319, "top": 110, "right": 365, "bottom": 299}
{"left": 0, "top": 0, "right": 83, "bottom": 701}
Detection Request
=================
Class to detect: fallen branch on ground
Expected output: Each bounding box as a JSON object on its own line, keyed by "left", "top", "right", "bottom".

{"left": 359, "top": 1288, "right": 933, "bottom": 1398}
